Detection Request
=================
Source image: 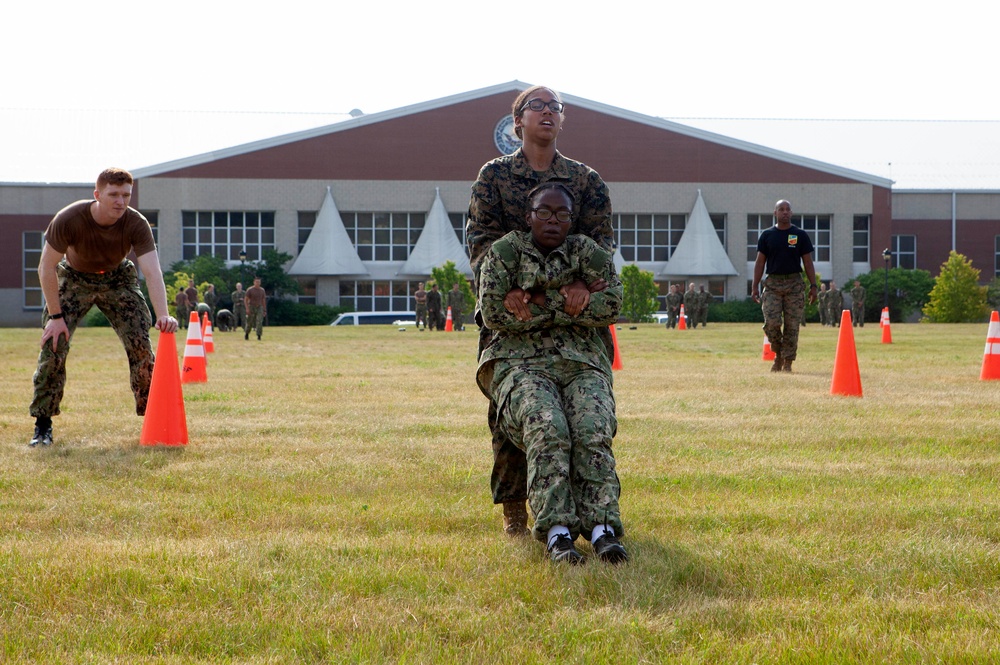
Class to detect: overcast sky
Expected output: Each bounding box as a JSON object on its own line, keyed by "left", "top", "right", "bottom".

{"left": 2, "top": 0, "right": 995, "bottom": 185}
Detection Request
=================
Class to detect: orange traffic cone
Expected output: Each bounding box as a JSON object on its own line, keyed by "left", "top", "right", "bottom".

{"left": 830, "top": 310, "right": 862, "bottom": 397}
{"left": 609, "top": 324, "right": 623, "bottom": 371}
{"left": 445, "top": 306, "right": 454, "bottom": 332}
{"left": 677, "top": 304, "right": 687, "bottom": 330}
{"left": 181, "top": 311, "right": 208, "bottom": 383}
{"left": 140, "top": 331, "right": 188, "bottom": 446}
{"left": 762, "top": 337, "right": 776, "bottom": 361}
{"left": 980, "top": 311, "right": 1000, "bottom": 381}
{"left": 881, "top": 312, "right": 892, "bottom": 344}
{"left": 202, "top": 314, "right": 215, "bottom": 353}
{"left": 879, "top": 307, "right": 889, "bottom": 328}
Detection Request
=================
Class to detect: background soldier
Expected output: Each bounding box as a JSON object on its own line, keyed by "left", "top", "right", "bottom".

{"left": 665, "top": 284, "right": 682, "bottom": 328}
{"left": 231, "top": 282, "right": 247, "bottom": 331}
{"left": 414, "top": 282, "right": 428, "bottom": 331}
{"left": 683, "top": 282, "right": 699, "bottom": 328}
{"left": 174, "top": 288, "right": 189, "bottom": 328}
{"left": 447, "top": 282, "right": 465, "bottom": 331}
{"left": 203, "top": 284, "right": 217, "bottom": 324}
{"left": 696, "top": 284, "right": 711, "bottom": 327}
{"left": 850, "top": 280, "right": 867, "bottom": 327}
{"left": 817, "top": 283, "right": 829, "bottom": 325}
{"left": 827, "top": 281, "right": 843, "bottom": 327}
{"left": 184, "top": 279, "right": 198, "bottom": 312}
{"left": 244, "top": 277, "right": 267, "bottom": 340}
{"left": 427, "top": 284, "right": 443, "bottom": 331}
{"left": 215, "top": 308, "right": 235, "bottom": 331}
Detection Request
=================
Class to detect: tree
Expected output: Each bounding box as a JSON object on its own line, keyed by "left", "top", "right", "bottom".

{"left": 248, "top": 249, "right": 301, "bottom": 299}
{"left": 620, "top": 265, "right": 658, "bottom": 323}
{"left": 855, "top": 268, "right": 935, "bottom": 323}
{"left": 987, "top": 277, "right": 1000, "bottom": 312}
{"left": 922, "top": 251, "right": 989, "bottom": 322}
{"left": 430, "top": 260, "right": 474, "bottom": 315}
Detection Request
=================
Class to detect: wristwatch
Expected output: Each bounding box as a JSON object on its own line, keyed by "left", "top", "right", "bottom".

{"left": 49, "top": 312, "right": 64, "bottom": 320}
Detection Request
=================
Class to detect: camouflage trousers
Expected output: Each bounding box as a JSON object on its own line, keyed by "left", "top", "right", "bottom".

{"left": 761, "top": 273, "right": 806, "bottom": 361}
{"left": 478, "top": 322, "right": 615, "bottom": 505}
{"left": 247, "top": 305, "right": 265, "bottom": 338}
{"left": 415, "top": 303, "right": 427, "bottom": 329}
{"left": 233, "top": 304, "right": 247, "bottom": 330}
{"left": 31, "top": 260, "right": 154, "bottom": 419}
{"left": 492, "top": 352, "right": 622, "bottom": 543}
{"left": 175, "top": 303, "right": 189, "bottom": 328}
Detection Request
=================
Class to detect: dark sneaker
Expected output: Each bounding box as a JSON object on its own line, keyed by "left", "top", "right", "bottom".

{"left": 244, "top": 331, "right": 249, "bottom": 340}
{"left": 29, "top": 424, "right": 53, "bottom": 447}
{"left": 547, "top": 534, "right": 584, "bottom": 565}
{"left": 593, "top": 534, "right": 629, "bottom": 564}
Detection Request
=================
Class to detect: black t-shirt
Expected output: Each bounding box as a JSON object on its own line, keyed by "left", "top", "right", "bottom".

{"left": 756, "top": 225, "right": 814, "bottom": 275}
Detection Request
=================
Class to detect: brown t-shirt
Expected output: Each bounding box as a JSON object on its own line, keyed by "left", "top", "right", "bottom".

{"left": 45, "top": 200, "right": 156, "bottom": 273}
{"left": 245, "top": 285, "right": 266, "bottom": 309}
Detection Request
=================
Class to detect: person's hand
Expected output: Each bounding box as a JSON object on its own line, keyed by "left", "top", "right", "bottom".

{"left": 503, "top": 288, "right": 533, "bottom": 321}
{"left": 587, "top": 278, "right": 608, "bottom": 293}
{"left": 808, "top": 288, "right": 818, "bottom": 305}
{"left": 155, "top": 315, "right": 179, "bottom": 333}
{"left": 751, "top": 286, "right": 761, "bottom": 303}
{"left": 40, "top": 317, "right": 69, "bottom": 351}
{"left": 560, "top": 280, "right": 591, "bottom": 317}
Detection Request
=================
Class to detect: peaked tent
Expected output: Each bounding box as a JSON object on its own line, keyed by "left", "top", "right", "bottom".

{"left": 288, "top": 187, "right": 369, "bottom": 276}
{"left": 400, "top": 188, "right": 473, "bottom": 277}
{"left": 659, "top": 190, "right": 738, "bottom": 277}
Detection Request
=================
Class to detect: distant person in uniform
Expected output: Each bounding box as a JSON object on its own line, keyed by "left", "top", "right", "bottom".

{"left": 184, "top": 279, "right": 199, "bottom": 311}
{"left": 215, "top": 308, "right": 235, "bottom": 332}
{"left": 827, "top": 281, "right": 843, "bottom": 327}
{"left": 477, "top": 183, "right": 627, "bottom": 564}
{"left": 414, "top": 282, "right": 428, "bottom": 331}
{"left": 751, "top": 199, "right": 818, "bottom": 372}
{"left": 231, "top": 282, "right": 247, "bottom": 332}
{"left": 203, "top": 284, "right": 217, "bottom": 324}
{"left": 244, "top": 277, "right": 267, "bottom": 340}
{"left": 427, "top": 283, "right": 443, "bottom": 331}
{"left": 683, "top": 282, "right": 699, "bottom": 328}
{"left": 817, "top": 282, "right": 829, "bottom": 326}
{"left": 665, "top": 284, "right": 682, "bottom": 328}
{"left": 696, "top": 284, "right": 711, "bottom": 327}
{"left": 28, "top": 167, "right": 178, "bottom": 447}
{"left": 850, "top": 280, "right": 866, "bottom": 327}
{"left": 447, "top": 282, "right": 465, "bottom": 331}
{"left": 174, "top": 288, "right": 189, "bottom": 328}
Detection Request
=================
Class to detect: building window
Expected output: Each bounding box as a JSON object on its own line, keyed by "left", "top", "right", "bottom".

{"left": 891, "top": 235, "right": 916, "bottom": 269}
{"left": 24, "top": 231, "right": 44, "bottom": 309}
{"left": 853, "top": 215, "right": 870, "bottom": 263}
{"left": 746, "top": 213, "right": 829, "bottom": 261}
{"left": 339, "top": 280, "right": 421, "bottom": 311}
{"left": 341, "top": 212, "right": 424, "bottom": 262}
{"left": 297, "top": 211, "right": 316, "bottom": 254}
{"left": 449, "top": 212, "right": 469, "bottom": 253}
{"left": 140, "top": 210, "right": 159, "bottom": 245}
{"left": 296, "top": 277, "right": 316, "bottom": 305}
{"left": 711, "top": 213, "right": 727, "bottom": 247}
{"left": 182, "top": 211, "right": 275, "bottom": 261}
{"left": 617, "top": 213, "right": 685, "bottom": 262}
{"left": 995, "top": 236, "right": 1000, "bottom": 278}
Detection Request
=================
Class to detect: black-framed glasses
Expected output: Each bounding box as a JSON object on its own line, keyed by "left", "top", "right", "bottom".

{"left": 520, "top": 98, "right": 564, "bottom": 114}
{"left": 531, "top": 208, "right": 572, "bottom": 223}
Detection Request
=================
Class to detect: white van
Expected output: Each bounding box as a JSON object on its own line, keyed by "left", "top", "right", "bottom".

{"left": 329, "top": 311, "right": 416, "bottom": 326}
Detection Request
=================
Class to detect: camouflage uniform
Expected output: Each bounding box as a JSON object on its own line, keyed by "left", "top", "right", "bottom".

{"left": 414, "top": 287, "right": 428, "bottom": 330}
{"left": 697, "top": 287, "right": 711, "bottom": 327}
{"left": 683, "top": 286, "right": 699, "bottom": 328}
{"left": 665, "top": 289, "right": 682, "bottom": 328}
{"left": 31, "top": 260, "right": 154, "bottom": 418}
{"left": 245, "top": 284, "right": 266, "bottom": 339}
{"left": 761, "top": 274, "right": 806, "bottom": 361}
{"left": 850, "top": 284, "right": 866, "bottom": 326}
{"left": 174, "top": 290, "right": 189, "bottom": 328}
{"left": 203, "top": 287, "right": 217, "bottom": 324}
{"left": 447, "top": 288, "right": 465, "bottom": 330}
{"left": 817, "top": 286, "right": 829, "bottom": 325}
{"left": 426, "top": 288, "right": 443, "bottom": 331}
{"left": 827, "top": 286, "right": 844, "bottom": 327}
{"left": 215, "top": 308, "right": 235, "bottom": 331}
{"left": 467, "top": 147, "right": 614, "bottom": 506}
{"left": 477, "top": 231, "right": 623, "bottom": 542}
{"left": 231, "top": 289, "right": 247, "bottom": 330}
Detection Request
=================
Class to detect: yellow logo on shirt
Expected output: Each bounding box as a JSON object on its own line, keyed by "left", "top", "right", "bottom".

{"left": 788, "top": 235, "right": 798, "bottom": 246}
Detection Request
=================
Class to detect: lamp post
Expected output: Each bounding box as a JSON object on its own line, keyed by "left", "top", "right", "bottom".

{"left": 882, "top": 248, "right": 891, "bottom": 312}
{"left": 239, "top": 249, "right": 247, "bottom": 285}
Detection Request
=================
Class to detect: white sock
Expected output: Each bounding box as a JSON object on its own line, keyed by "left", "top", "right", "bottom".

{"left": 591, "top": 525, "right": 614, "bottom": 543}
{"left": 546, "top": 525, "right": 571, "bottom": 548}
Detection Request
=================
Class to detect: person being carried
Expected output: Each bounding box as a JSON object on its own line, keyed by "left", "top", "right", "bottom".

{"left": 29, "top": 167, "right": 179, "bottom": 447}
{"left": 477, "top": 183, "right": 627, "bottom": 565}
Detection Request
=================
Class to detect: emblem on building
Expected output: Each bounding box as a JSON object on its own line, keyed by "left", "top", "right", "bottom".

{"left": 493, "top": 115, "right": 522, "bottom": 155}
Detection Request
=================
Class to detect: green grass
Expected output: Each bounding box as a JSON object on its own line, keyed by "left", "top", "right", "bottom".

{"left": 2, "top": 322, "right": 999, "bottom": 663}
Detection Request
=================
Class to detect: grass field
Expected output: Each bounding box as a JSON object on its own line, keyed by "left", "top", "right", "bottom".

{"left": 2, "top": 321, "right": 999, "bottom": 663}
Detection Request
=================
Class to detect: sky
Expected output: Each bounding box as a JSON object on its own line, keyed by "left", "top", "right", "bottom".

{"left": 2, "top": 0, "right": 995, "bottom": 187}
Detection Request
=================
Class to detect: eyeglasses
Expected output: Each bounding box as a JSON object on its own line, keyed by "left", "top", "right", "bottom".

{"left": 531, "top": 208, "right": 572, "bottom": 223}
{"left": 519, "top": 98, "right": 564, "bottom": 114}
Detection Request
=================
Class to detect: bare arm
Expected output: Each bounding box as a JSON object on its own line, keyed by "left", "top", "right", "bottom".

{"left": 751, "top": 252, "right": 767, "bottom": 302}
{"left": 38, "top": 242, "right": 68, "bottom": 350}
{"left": 135, "top": 250, "right": 178, "bottom": 333}
{"left": 802, "top": 252, "right": 818, "bottom": 304}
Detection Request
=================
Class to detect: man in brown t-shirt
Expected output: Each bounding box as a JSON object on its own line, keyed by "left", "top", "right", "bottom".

{"left": 29, "top": 168, "right": 178, "bottom": 447}
{"left": 244, "top": 277, "right": 267, "bottom": 340}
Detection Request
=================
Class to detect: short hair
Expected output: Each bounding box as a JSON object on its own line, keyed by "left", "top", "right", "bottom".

{"left": 96, "top": 168, "right": 133, "bottom": 189}
{"left": 511, "top": 85, "right": 562, "bottom": 139}
{"left": 527, "top": 182, "right": 574, "bottom": 209}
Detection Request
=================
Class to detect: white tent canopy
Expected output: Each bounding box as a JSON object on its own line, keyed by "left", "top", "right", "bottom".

{"left": 658, "top": 190, "right": 738, "bottom": 278}
{"left": 400, "top": 187, "right": 473, "bottom": 277}
{"left": 288, "top": 187, "right": 369, "bottom": 277}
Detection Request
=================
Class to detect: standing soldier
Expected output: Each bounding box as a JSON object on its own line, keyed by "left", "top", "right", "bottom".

{"left": 696, "top": 284, "right": 711, "bottom": 327}
{"left": 203, "top": 284, "right": 217, "bottom": 325}
{"left": 184, "top": 279, "right": 199, "bottom": 312}
{"left": 427, "top": 283, "right": 443, "bottom": 331}
{"left": 231, "top": 282, "right": 247, "bottom": 332}
{"left": 174, "top": 288, "right": 189, "bottom": 328}
{"left": 751, "top": 199, "right": 818, "bottom": 373}
{"left": 683, "top": 282, "right": 699, "bottom": 328}
{"left": 827, "top": 281, "right": 843, "bottom": 327}
{"left": 244, "top": 277, "right": 267, "bottom": 341}
{"left": 850, "top": 280, "right": 867, "bottom": 327}
{"left": 665, "top": 284, "right": 682, "bottom": 328}
{"left": 447, "top": 282, "right": 465, "bottom": 331}
{"left": 817, "top": 283, "right": 829, "bottom": 326}
{"left": 414, "top": 282, "right": 428, "bottom": 331}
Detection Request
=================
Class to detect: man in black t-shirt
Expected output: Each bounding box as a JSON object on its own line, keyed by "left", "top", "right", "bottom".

{"left": 751, "top": 200, "right": 818, "bottom": 372}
